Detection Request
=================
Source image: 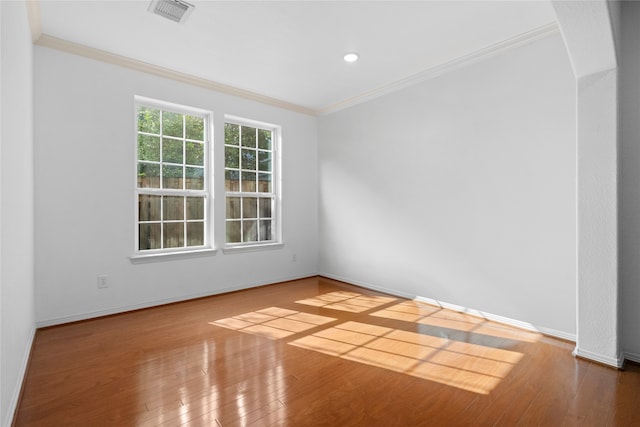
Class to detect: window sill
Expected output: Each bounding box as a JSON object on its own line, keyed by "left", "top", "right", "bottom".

{"left": 130, "top": 248, "right": 218, "bottom": 264}
{"left": 222, "top": 243, "right": 284, "bottom": 255}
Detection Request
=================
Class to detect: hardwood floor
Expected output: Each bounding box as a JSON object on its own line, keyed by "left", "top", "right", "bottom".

{"left": 14, "top": 276, "right": 640, "bottom": 426}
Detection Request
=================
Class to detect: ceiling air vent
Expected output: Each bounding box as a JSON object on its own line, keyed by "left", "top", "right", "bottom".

{"left": 149, "top": 0, "right": 195, "bottom": 24}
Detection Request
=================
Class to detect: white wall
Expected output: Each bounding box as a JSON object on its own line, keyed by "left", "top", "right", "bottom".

{"left": 318, "top": 32, "right": 577, "bottom": 337}
{"left": 0, "top": 1, "right": 36, "bottom": 425}
{"left": 553, "top": 0, "right": 620, "bottom": 367}
{"left": 619, "top": 1, "right": 640, "bottom": 362}
{"left": 573, "top": 68, "right": 619, "bottom": 364}
{"left": 34, "top": 47, "right": 318, "bottom": 325}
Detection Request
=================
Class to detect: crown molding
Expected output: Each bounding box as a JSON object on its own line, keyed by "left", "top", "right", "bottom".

{"left": 25, "top": 0, "right": 42, "bottom": 42}
{"left": 319, "top": 21, "right": 560, "bottom": 115}
{"left": 32, "top": 16, "right": 558, "bottom": 118}
{"left": 34, "top": 34, "right": 318, "bottom": 117}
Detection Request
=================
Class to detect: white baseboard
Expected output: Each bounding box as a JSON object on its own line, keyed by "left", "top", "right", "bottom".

{"left": 413, "top": 295, "right": 576, "bottom": 342}
{"left": 4, "top": 326, "right": 36, "bottom": 427}
{"left": 573, "top": 347, "right": 624, "bottom": 368}
{"left": 623, "top": 351, "right": 640, "bottom": 364}
{"left": 36, "top": 273, "right": 317, "bottom": 328}
{"left": 319, "top": 272, "right": 576, "bottom": 342}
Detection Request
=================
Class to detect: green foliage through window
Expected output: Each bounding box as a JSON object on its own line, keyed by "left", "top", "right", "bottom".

{"left": 136, "top": 101, "right": 208, "bottom": 252}
{"left": 224, "top": 120, "right": 275, "bottom": 245}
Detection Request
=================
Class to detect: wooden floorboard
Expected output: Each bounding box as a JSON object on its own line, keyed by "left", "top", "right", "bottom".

{"left": 14, "top": 276, "right": 640, "bottom": 426}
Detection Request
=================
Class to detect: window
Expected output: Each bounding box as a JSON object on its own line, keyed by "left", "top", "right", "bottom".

{"left": 135, "top": 98, "right": 211, "bottom": 254}
{"left": 224, "top": 117, "right": 279, "bottom": 246}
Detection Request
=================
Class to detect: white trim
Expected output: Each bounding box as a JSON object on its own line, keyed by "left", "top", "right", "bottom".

{"left": 25, "top": 0, "right": 42, "bottom": 43}
{"left": 413, "top": 295, "right": 576, "bottom": 342}
{"left": 532, "top": 325, "right": 576, "bottom": 342}
{"left": 134, "top": 97, "right": 213, "bottom": 256}
{"left": 224, "top": 115, "right": 280, "bottom": 130}
{"left": 222, "top": 115, "right": 282, "bottom": 248}
{"left": 33, "top": 22, "right": 559, "bottom": 117}
{"left": 319, "top": 22, "right": 560, "bottom": 115}
{"left": 573, "top": 347, "right": 624, "bottom": 368}
{"left": 35, "top": 273, "right": 316, "bottom": 328}
{"left": 129, "top": 247, "right": 217, "bottom": 264}
{"left": 222, "top": 242, "right": 284, "bottom": 255}
{"left": 4, "top": 326, "right": 36, "bottom": 427}
{"left": 34, "top": 34, "right": 317, "bottom": 117}
{"left": 135, "top": 95, "right": 211, "bottom": 117}
{"left": 319, "top": 272, "right": 576, "bottom": 342}
{"left": 623, "top": 352, "right": 640, "bottom": 365}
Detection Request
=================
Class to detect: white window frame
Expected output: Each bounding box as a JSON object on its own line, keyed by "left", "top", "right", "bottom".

{"left": 223, "top": 115, "right": 282, "bottom": 252}
{"left": 132, "top": 96, "right": 215, "bottom": 260}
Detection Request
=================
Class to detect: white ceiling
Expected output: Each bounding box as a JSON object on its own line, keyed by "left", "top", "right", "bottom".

{"left": 37, "top": 1, "right": 557, "bottom": 114}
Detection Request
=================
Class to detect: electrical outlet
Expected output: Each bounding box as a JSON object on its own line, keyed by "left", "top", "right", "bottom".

{"left": 97, "top": 275, "right": 108, "bottom": 289}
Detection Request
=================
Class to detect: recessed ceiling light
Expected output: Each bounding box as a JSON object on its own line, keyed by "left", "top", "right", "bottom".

{"left": 344, "top": 52, "right": 359, "bottom": 63}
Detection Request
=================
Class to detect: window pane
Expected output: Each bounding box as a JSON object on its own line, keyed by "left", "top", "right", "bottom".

{"left": 164, "top": 223, "right": 184, "bottom": 248}
{"left": 226, "top": 197, "right": 241, "bottom": 219}
{"left": 258, "top": 173, "right": 271, "bottom": 193}
{"left": 226, "top": 221, "right": 241, "bottom": 243}
{"left": 139, "top": 223, "right": 161, "bottom": 250}
{"left": 163, "top": 138, "right": 183, "bottom": 164}
{"left": 225, "top": 147, "right": 239, "bottom": 168}
{"left": 258, "top": 151, "right": 271, "bottom": 172}
{"left": 259, "top": 198, "right": 272, "bottom": 218}
{"left": 241, "top": 126, "right": 256, "bottom": 148}
{"left": 138, "top": 107, "right": 160, "bottom": 134}
{"left": 186, "top": 141, "right": 204, "bottom": 166}
{"left": 241, "top": 149, "right": 256, "bottom": 170}
{"left": 223, "top": 119, "right": 278, "bottom": 247}
{"left": 138, "top": 135, "right": 160, "bottom": 162}
{"left": 163, "top": 111, "right": 183, "bottom": 138}
{"left": 258, "top": 129, "right": 272, "bottom": 150}
{"left": 185, "top": 167, "right": 204, "bottom": 190}
{"left": 138, "top": 163, "right": 160, "bottom": 188}
{"left": 242, "top": 171, "right": 256, "bottom": 192}
{"left": 163, "top": 196, "right": 184, "bottom": 220}
{"left": 243, "top": 197, "right": 257, "bottom": 219}
{"left": 187, "top": 222, "right": 204, "bottom": 246}
{"left": 139, "top": 195, "right": 161, "bottom": 221}
{"left": 260, "top": 220, "right": 272, "bottom": 241}
{"left": 163, "top": 165, "right": 183, "bottom": 189}
{"left": 186, "top": 197, "right": 204, "bottom": 220}
{"left": 137, "top": 101, "right": 212, "bottom": 254}
{"left": 225, "top": 170, "right": 239, "bottom": 191}
{"left": 185, "top": 115, "right": 204, "bottom": 141}
{"left": 225, "top": 123, "right": 239, "bottom": 145}
{"left": 243, "top": 220, "right": 258, "bottom": 242}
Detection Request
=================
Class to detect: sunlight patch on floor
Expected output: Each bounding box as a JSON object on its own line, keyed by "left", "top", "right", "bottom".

{"left": 295, "top": 291, "right": 397, "bottom": 313}
{"left": 288, "top": 321, "right": 523, "bottom": 395}
{"left": 210, "top": 308, "right": 336, "bottom": 340}
{"left": 210, "top": 298, "right": 528, "bottom": 394}
{"left": 371, "top": 301, "right": 542, "bottom": 343}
